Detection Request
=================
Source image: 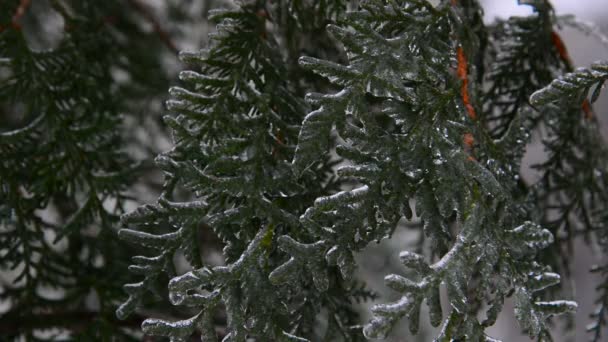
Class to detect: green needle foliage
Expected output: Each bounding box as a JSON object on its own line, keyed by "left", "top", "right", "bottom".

{"left": 117, "top": 1, "right": 360, "bottom": 341}
{"left": 2, "top": 0, "right": 607, "bottom": 341}
{"left": 116, "top": 0, "right": 608, "bottom": 340}
{"left": 530, "top": 60, "right": 608, "bottom": 342}
{"left": 117, "top": 0, "right": 608, "bottom": 341}
{"left": 279, "top": 1, "right": 579, "bottom": 340}
{"left": 0, "top": 0, "right": 203, "bottom": 339}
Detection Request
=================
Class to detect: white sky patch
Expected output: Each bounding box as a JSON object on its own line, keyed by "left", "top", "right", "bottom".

{"left": 482, "top": 0, "right": 608, "bottom": 22}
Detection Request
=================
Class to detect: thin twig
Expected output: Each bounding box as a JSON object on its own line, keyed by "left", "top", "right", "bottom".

{"left": 11, "top": 0, "right": 32, "bottom": 29}
{"left": 126, "top": 0, "right": 179, "bottom": 54}
{"left": 551, "top": 30, "right": 594, "bottom": 118}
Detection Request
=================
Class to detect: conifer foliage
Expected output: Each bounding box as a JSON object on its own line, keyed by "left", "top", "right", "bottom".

{"left": 116, "top": 0, "right": 608, "bottom": 340}
{"left": 117, "top": 1, "right": 359, "bottom": 341}
{"left": 0, "top": 0, "right": 190, "bottom": 339}
{"left": 2, "top": 0, "right": 608, "bottom": 341}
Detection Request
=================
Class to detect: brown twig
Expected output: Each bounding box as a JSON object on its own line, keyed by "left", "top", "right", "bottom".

{"left": 11, "top": 0, "right": 31, "bottom": 30}
{"left": 456, "top": 46, "right": 477, "bottom": 121}
{"left": 463, "top": 132, "right": 476, "bottom": 161}
{"left": 451, "top": 0, "right": 478, "bottom": 160}
{"left": 126, "top": 0, "right": 178, "bottom": 54}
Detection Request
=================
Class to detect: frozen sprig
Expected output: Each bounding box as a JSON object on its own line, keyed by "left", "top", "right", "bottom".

{"left": 113, "top": 0, "right": 608, "bottom": 341}
{"left": 530, "top": 60, "right": 608, "bottom": 106}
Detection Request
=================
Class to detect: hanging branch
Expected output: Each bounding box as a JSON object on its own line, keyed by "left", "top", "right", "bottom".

{"left": 550, "top": 30, "right": 595, "bottom": 117}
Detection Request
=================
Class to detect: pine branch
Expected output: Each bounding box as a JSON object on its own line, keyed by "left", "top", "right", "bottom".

{"left": 269, "top": 1, "right": 578, "bottom": 340}
{"left": 0, "top": 0, "right": 186, "bottom": 339}
{"left": 482, "top": 5, "right": 564, "bottom": 137}
{"left": 117, "top": 2, "right": 353, "bottom": 340}
{"left": 11, "top": 0, "right": 589, "bottom": 340}
{"left": 530, "top": 60, "right": 608, "bottom": 106}
{"left": 528, "top": 57, "right": 608, "bottom": 340}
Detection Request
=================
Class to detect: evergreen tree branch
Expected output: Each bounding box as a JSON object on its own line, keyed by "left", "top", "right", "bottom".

{"left": 271, "top": 1, "right": 577, "bottom": 339}
{"left": 530, "top": 60, "right": 608, "bottom": 106}
{"left": 0, "top": 0, "right": 185, "bottom": 338}
{"left": 117, "top": 2, "right": 353, "bottom": 340}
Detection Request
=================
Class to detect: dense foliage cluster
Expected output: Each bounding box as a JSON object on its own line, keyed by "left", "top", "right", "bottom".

{"left": 1, "top": 0, "right": 607, "bottom": 341}
{"left": 0, "top": 0, "right": 207, "bottom": 339}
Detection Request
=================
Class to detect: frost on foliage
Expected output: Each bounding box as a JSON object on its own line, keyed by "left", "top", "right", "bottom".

{"left": 363, "top": 207, "right": 481, "bottom": 340}
{"left": 530, "top": 60, "right": 608, "bottom": 106}
{"left": 266, "top": 1, "right": 580, "bottom": 340}
{"left": 269, "top": 235, "right": 330, "bottom": 291}
{"left": 139, "top": 227, "right": 273, "bottom": 341}
{"left": 116, "top": 2, "right": 360, "bottom": 341}
{"left": 114, "top": 0, "right": 606, "bottom": 340}
{"left": 528, "top": 59, "right": 608, "bottom": 341}
{"left": 364, "top": 209, "right": 575, "bottom": 340}
{"left": 116, "top": 196, "right": 205, "bottom": 320}
{"left": 282, "top": 0, "right": 460, "bottom": 267}
{"left": 483, "top": 3, "right": 566, "bottom": 138}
